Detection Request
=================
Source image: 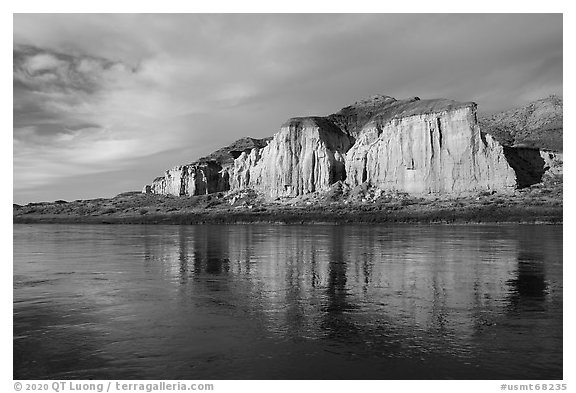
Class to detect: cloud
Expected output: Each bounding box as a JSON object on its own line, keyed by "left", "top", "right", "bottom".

{"left": 24, "top": 53, "right": 65, "bottom": 73}
{"left": 13, "top": 44, "right": 196, "bottom": 198}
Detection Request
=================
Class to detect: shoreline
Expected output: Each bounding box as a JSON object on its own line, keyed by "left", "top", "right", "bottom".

{"left": 13, "top": 207, "right": 563, "bottom": 225}
{"left": 14, "top": 183, "right": 562, "bottom": 225}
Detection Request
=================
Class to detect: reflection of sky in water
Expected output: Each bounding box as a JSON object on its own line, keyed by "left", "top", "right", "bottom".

{"left": 14, "top": 224, "right": 562, "bottom": 379}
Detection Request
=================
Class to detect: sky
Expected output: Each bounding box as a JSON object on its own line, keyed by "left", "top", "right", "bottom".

{"left": 12, "top": 13, "right": 563, "bottom": 204}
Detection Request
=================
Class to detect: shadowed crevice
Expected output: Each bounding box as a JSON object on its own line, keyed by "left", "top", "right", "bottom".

{"left": 503, "top": 147, "right": 546, "bottom": 188}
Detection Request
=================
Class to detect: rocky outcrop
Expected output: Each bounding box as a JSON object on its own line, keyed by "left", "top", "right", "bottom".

{"left": 541, "top": 150, "right": 563, "bottom": 180}
{"left": 230, "top": 148, "right": 261, "bottom": 191}
{"left": 233, "top": 117, "right": 353, "bottom": 198}
{"left": 147, "top": 161, "right": 227, "bottom": 196}
{"left": 144, "top": 94, "right": 562, "bottom": 199}
{"left": 345, "top": 100, "right": 517, "bottom": 194}
{"left": 143, "top": 137, "right": 270, "bottom": 197}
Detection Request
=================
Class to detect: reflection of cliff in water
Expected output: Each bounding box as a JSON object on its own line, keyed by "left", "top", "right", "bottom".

{"left": 507, "top": 251, "right": 548, "bottom": 311}
{"left": 505, "top": 225, "right": 562, "bottom": 313}
{"left": 320, "top": 226, "right": 360, "bottom": 341}
{"left": 141, "top": 226, "right": 548, "bottom": 337}
{"left": 143, "top": 225, "right": 232, "bottom": 283}
{"left": 467, "top": 226, "right": 563, "bottom": 377}
{"left": 139, "top": 224, "right": 562, "bottom": 377}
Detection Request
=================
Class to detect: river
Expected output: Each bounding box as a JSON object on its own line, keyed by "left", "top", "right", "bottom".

{"left": 13, "top": 224, "right": 563, "bottom": 379}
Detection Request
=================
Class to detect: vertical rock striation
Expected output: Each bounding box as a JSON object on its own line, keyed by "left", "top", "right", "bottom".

{"left": 233, "top": 117, "right": 353, "bottom": 198}
{"left": 345, "top": 100, "right": 517, "bottom": 194}
{"left": 147, "top": 161, "right": 227, "bottom": 196}
{"left": 143, "top": 137, "right": 270, "bottom": 197}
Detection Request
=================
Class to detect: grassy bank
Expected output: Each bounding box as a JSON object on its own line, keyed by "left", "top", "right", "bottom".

{"left": 13, "top": 182, "right": 563, "bottom": 225}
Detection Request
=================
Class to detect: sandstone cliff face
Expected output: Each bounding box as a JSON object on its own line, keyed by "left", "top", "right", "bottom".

{"left": 148, "top": 161, "right": 227, "bottom": 197}
{"left": 230, "top": 148, "right": 261, "bottom": 191}
{"left": 232, "top": 117, "right": 353, "bottom": 198}
{"left": 345, "top": 102, "right": 517, "bottom": 194}
{"left": 143, "top": 137, "right": 270, "bottom": 197}
{"left": 144, "top": 95, "right": 561, "bottom": 199}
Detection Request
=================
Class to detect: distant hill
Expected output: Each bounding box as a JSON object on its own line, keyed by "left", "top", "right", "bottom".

{"left": 195, "top": 136, "right": 272, "bottom": 167}
{"left": 479, "top": 95, "right": 563, "bottom": 151}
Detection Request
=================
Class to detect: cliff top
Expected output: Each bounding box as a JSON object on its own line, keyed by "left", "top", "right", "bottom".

{"left": 327, "top": 95, "right": 399, "bottom": 137}
{"left": 369, "top": 98, "right": 474, "bottom": 125}
{"left": 281, "top": 116, "right": 346, "bottom": 135}
{"left": 479, "top": 95, "right": 563, "bottom": 151}
{"left": 328, "top": 95, "right": 474, "bottom": 137}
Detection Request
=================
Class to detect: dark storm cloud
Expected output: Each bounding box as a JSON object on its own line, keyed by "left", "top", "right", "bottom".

{"left": 13, "top": 13, "right": 562, "bottom": 203}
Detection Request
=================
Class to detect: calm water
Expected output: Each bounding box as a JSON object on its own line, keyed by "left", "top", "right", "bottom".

{"left": 13, "top": 224, "right": 562, "bottom": 380}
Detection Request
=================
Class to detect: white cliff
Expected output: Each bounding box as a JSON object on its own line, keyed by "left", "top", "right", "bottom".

{"left": 345, "top": 101, "right": 517, "bottom": 194}
{"left": 231, "top": 148, "right": 261, "bottom": 191}
{"left": 143, "top": 137, "right": 270, "bottom": 197}
{"left": 148, "top": 161, "right": 226, "bottom": 196}
{"left": 233, "top": 117, "right": 353, "bottom": 198}
{"left": 143, "top": 95, "right": 559, "bottom": 200}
